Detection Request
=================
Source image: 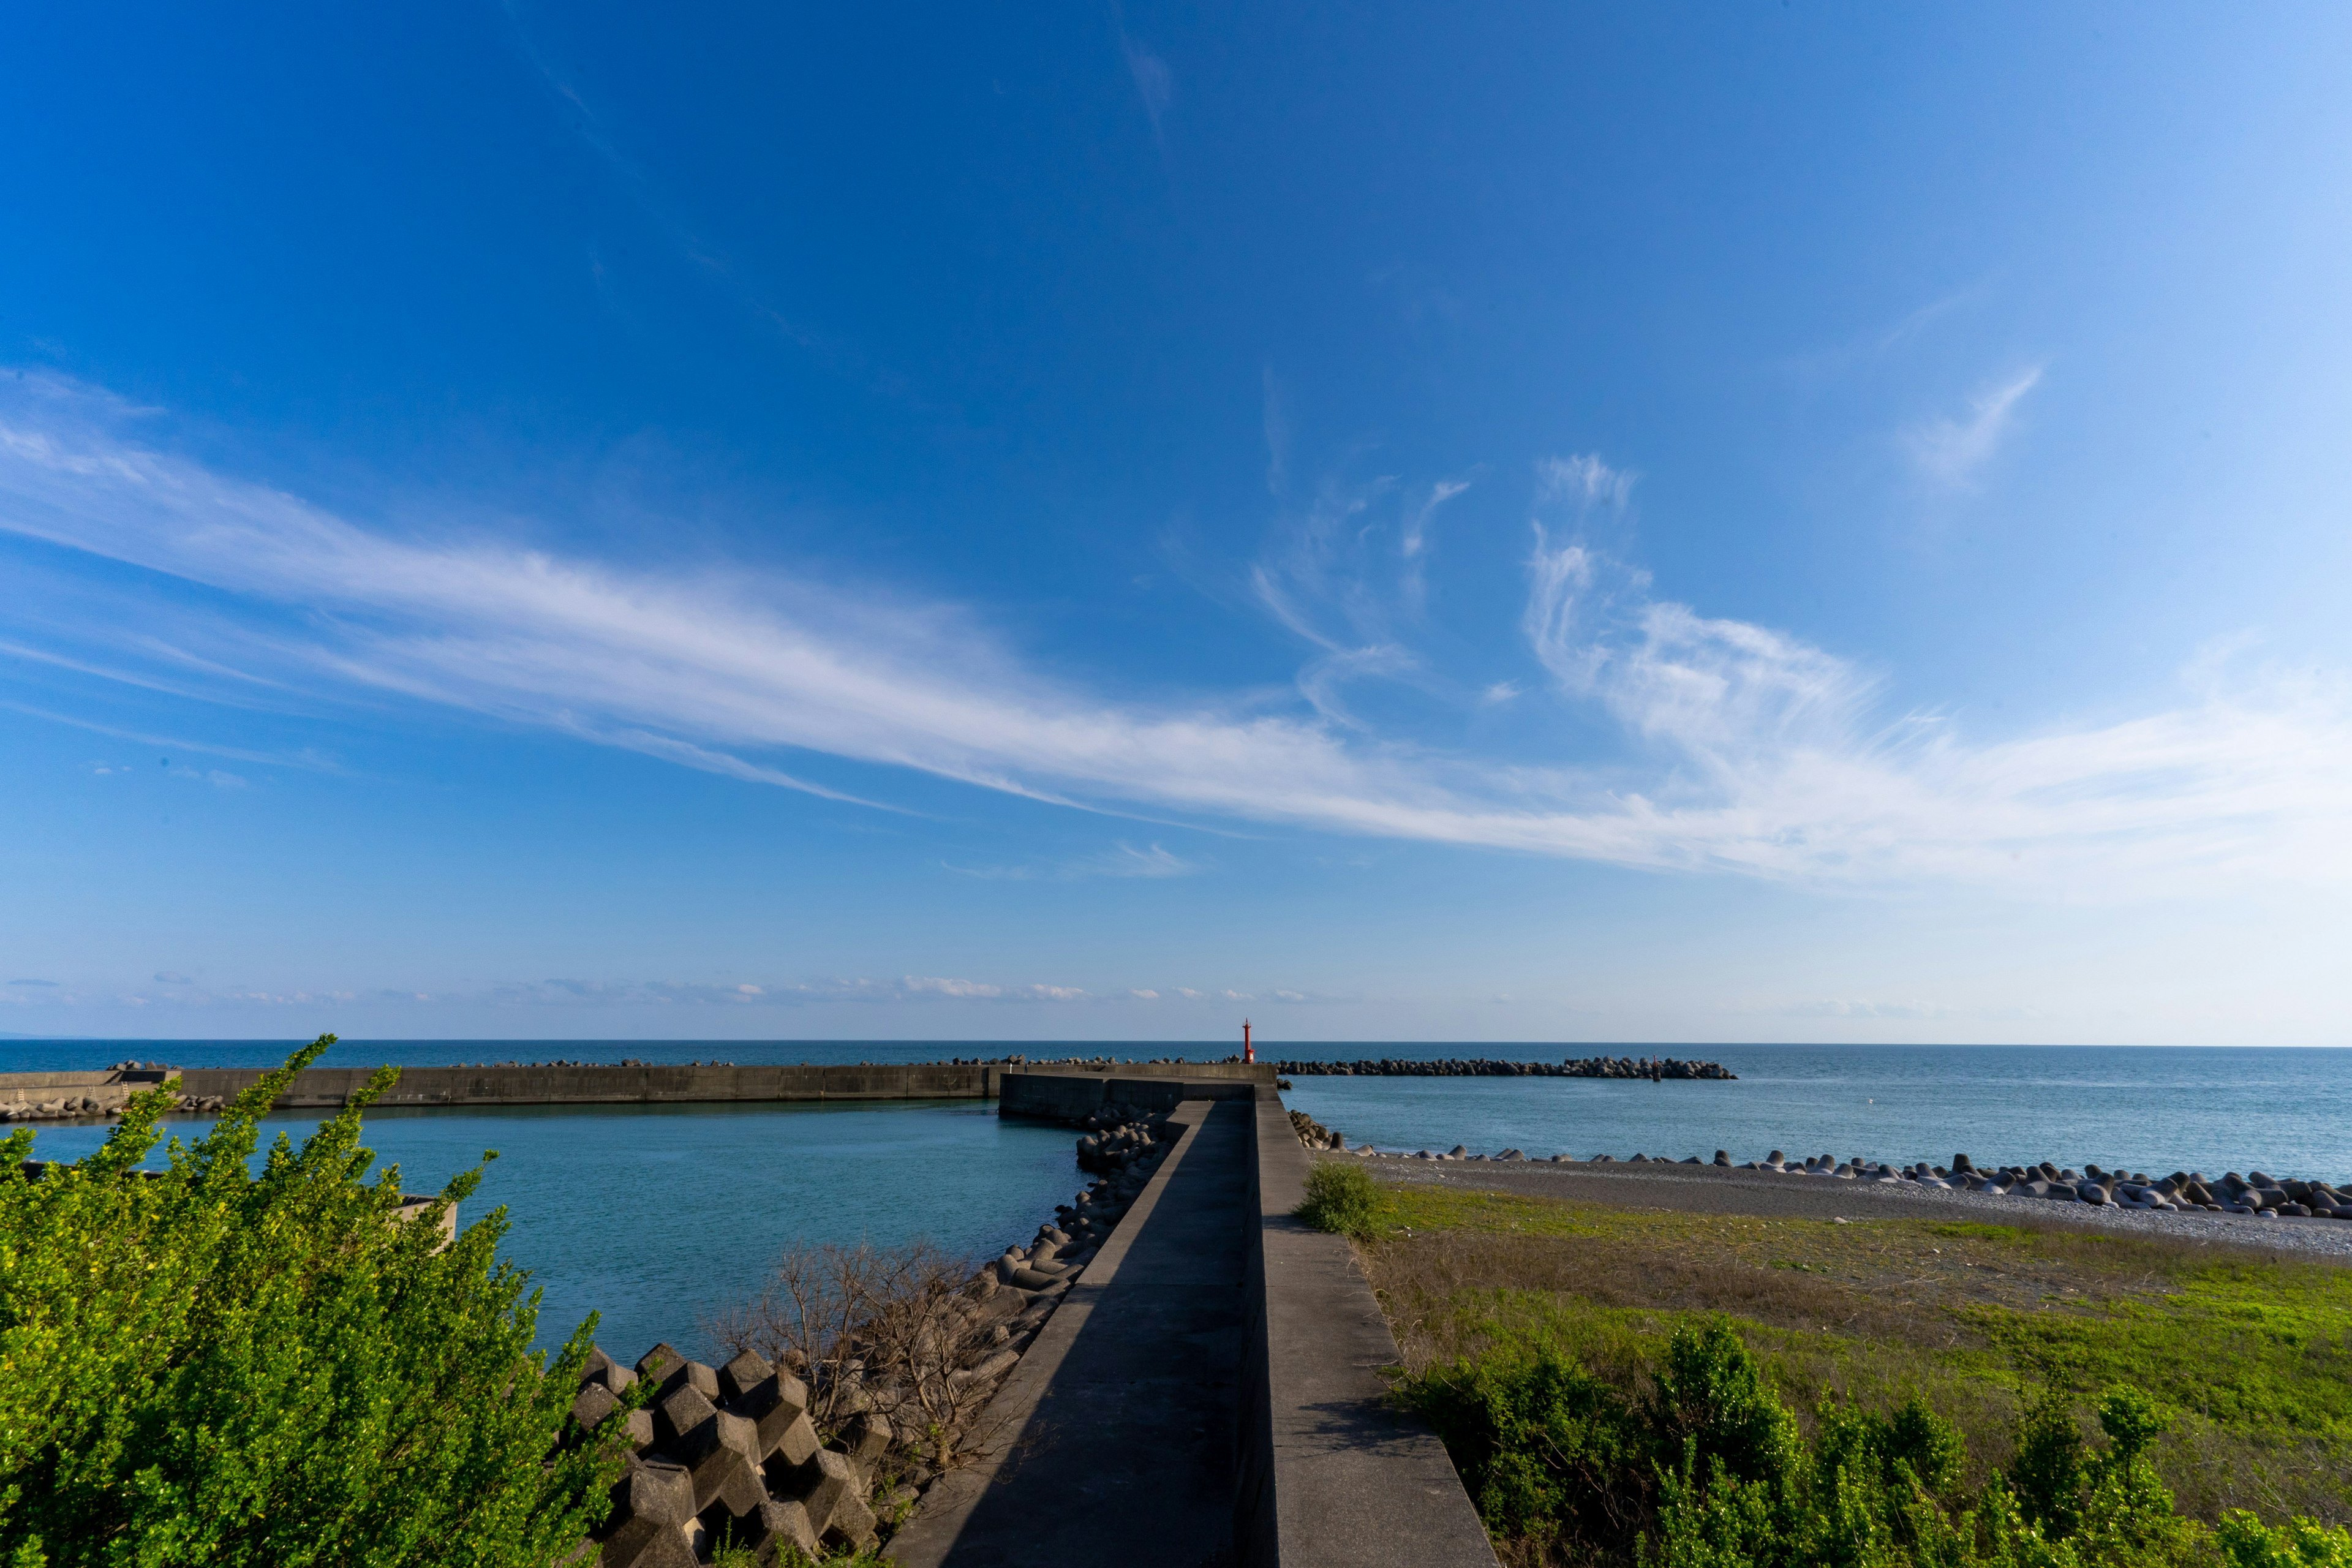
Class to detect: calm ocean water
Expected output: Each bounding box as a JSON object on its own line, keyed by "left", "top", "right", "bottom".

{"left": 1275, "top": 1044, "right": 2352, "bottom": 1185}
{"left": 10, "top": 1040, "right": 2351, "bottom": 1354}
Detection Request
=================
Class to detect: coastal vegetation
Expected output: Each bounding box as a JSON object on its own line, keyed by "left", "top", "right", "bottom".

{"left": 1308, "top": 1172, "right": 2352, "bottom": 1566}
{"left": 1295, "top": 1160, "right": 1383, "bottom": 1240}
{"left": 0, "top": 1036, "right": 639, "bottom": 1567}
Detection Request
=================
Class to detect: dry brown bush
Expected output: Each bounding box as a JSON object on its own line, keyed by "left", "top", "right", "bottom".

{"left": 706, "top": 1238, "right": 1015, "bottom": 1473}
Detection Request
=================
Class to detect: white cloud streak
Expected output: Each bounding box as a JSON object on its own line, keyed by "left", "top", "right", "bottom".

{"left": 2, "top": 380, "right": 2348, "bottom": 895}
{"left": 1905, "top": 366, "right": 2043, "bottom": 488}
{"left": 1121, "top": 36, "right": 1174, "bottom": 143}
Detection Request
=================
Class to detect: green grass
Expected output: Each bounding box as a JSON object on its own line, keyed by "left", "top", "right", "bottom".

{"left": 1342, "top": 1171, "right": 2352, "bottom": 1533}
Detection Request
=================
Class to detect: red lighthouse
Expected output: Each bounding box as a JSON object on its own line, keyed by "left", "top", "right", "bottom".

{"left": 1242, "top": 1019, "right": 1254, "bottom": 1063}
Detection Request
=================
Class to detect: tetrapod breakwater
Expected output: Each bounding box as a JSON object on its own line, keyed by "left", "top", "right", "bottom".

{"left": 1273, "top": 1054, "right": 1736, "bottom": 1080}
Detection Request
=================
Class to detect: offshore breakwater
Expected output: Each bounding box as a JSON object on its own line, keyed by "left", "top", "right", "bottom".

{"left": 1275, "top": 1054, "right": 1735, "bottom": 1080}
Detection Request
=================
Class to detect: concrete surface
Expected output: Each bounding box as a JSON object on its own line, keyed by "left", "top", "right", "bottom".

{"left": 1244, "top": 1091, "right": 1497, "bottom": 1568}
{"left": 999, "top": 1069, "right": 1264, "bottom": 1122}
{"left": 888, "top": 1097, "right": 1253, "bottom": 1568}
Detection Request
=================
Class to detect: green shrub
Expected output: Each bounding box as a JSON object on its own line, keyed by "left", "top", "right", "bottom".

{"left": 2011, "top": 1388, "right": 2089, "bottom": 1537}
{"left": 0, "top": 1035, "right": 636, "bottom": 1567}
{"left": 2215, "top": 1511, "right": 2352, "bottom": 1568}
{"left": 1406, "top": 1340, "right": 1645, "bottom": 1546}
{"left": 1295, "top": 1161, "right": 1381, "bottom": 1240}
{"left": 1406, "top": 1314, "right": 2339, "bottom": 1567}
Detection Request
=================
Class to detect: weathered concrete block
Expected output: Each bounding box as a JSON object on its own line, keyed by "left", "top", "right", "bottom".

{"left": 623, "top": 1409, "right": 655, "bottom": 1450}
{"left": 731, "top": 1371, "right": 812, "bottom": 1458}
{"left": 770, "top": 1411, "right": 820, "bottom": 1469}
{"left": 571, "top": 1380, "right": 620, "bottom": 1434}
{"left": 611, "top": 1455, "right": 697, "bottom": 1527}
{"left": 949, "top": 1348, "right": 1019, "bottom": 1390}
{"left": 695, "top": 1493, "right": 766, "bottom": 1561}
{"left": 652, "top": 1385, "right": 718, "bottom": 1452}
{"left": 688, "top": 1412, "right": 767, "bottom": 1516}
{"left": 631, "top": 1346, "right": 717, "bottom": 1403}
{"left": 968, "top": 1289, "right": 1022, "bottom": 1325}
{"left": 718, "top": 1349, "right": 774, "bottom": 1403}
{"left": 596, "top": 1515, "right": 699, "bottom": 1568}
{"left": 754, "top": 1499, "right": 821, "bottom": 1567}
{"left": 841, "top": 1410, "right": 892, "bottom": 1476}
{"left": 635, "top": 1343, "right": 689, "bottom": 1396}
{"left": 772, "top": 1447, "right": 859, "bottom": 1536}
{"left": 822, "top": 1487, "right": 878, "bottom": 1552}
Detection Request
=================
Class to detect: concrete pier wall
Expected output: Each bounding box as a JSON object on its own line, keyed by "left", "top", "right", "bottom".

{"left": 1241, "top": 1085, "right": 1496, "bottom": 1566}
{"left": 173, "top": 1062, "right": 1002, "bottom": 1108}
{"left": 0, "top": 1068, "right": 168, "bottom": 1107}
{"left": 1, "top": 1060, "right": 1275, "bottom": 1112}
{"left": 998, "top": 1067, "right": 1265, "bottom": 1121}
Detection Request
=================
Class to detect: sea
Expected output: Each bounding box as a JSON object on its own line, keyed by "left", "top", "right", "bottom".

{"left": 8, "top": 1039, "right": 2350, "bottom": 1359}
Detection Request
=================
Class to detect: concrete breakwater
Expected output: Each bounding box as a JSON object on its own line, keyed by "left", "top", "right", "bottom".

{"left": 0, "top": 1059, "right": 1275, "bottom": 1117}
{"left": 0, "top": 1065, "right": 177, "bottom": 1122}
{"left": 1275, "top": 1054, "right": 1735, "bottom": 1080}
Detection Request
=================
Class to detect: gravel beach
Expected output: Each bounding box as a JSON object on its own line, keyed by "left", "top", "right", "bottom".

{"left": 1351, "top": 1152, "right": 2352, "bottom": 1262}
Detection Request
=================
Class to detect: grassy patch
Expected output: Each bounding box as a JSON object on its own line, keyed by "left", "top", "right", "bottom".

{"left": 1345, "top": 1171, "right": 2352, "bottom": 1533}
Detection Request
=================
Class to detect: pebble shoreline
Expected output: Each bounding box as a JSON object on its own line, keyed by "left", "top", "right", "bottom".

{"left": 1285, "top": 1112, "right": 2352, "bottom": 1258}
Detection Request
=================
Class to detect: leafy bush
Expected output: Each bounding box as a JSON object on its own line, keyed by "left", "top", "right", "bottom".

{"left": 0, "top": 1035, "right": 636, "bottom": 1567}
{"left": 1407, "top": 1338, "right": 1644, "bottom": 1545}
{"left": 1406, "top": 1314, "right": 2339, "bottom": 1567}
{"left": 2214, "top": 1512, "right": 2352, "bottom": 1568}
{"left": 1295, "top": 1161, "right": 1381, "bottom": 1240}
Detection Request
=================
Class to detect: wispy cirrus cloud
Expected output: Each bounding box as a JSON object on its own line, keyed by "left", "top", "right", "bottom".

{"left": 1120, "top": 32, "right": 1174, "bottom": 144}
{"left": 1904, "top": 366, "right": 2043, "bottom": 488}
{"left": 943, "top": 841, "right": 1202, "bottom": 882}
{"left": 1399, "top": 475, "right": 1474, "bottom": 615}
{"left": 1077, "top": 842, "right": 1199, "bottom": 878}
{"left": 3, "top": 374, "right": 2349, "bottom": 896}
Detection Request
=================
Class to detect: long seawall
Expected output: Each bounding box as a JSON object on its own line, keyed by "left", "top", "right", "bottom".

{"left": 141, "top": 1059, "right": 1272, "bottom": 1109}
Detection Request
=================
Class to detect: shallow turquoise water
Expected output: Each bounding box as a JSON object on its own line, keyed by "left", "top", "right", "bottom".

{"left": 17, "top": 1098, "right": 1080, "bottom": 1365}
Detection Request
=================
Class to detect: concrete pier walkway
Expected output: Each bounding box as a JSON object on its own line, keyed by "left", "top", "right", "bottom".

{"left": 889, "top": 1097, "right": 1255, "bottom": 1567}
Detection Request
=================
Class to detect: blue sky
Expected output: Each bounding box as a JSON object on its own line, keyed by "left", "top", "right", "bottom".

{"left": 2, "top": 4, "right": 2349, "bottom": 1044}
